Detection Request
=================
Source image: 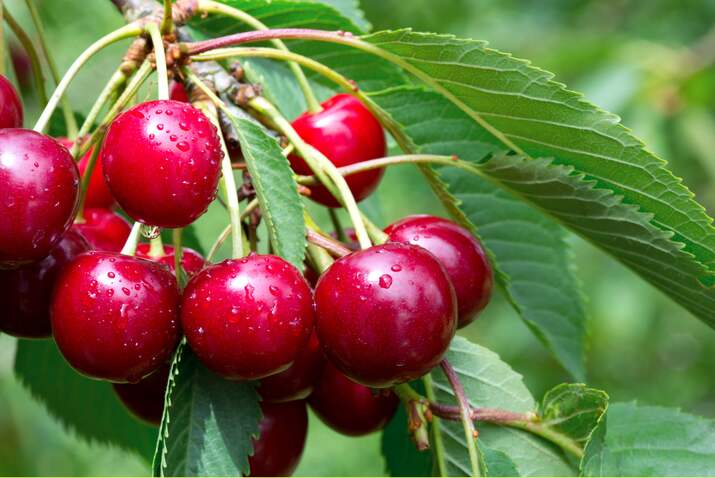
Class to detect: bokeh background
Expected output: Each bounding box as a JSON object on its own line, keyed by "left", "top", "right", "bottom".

{"left": 2, "top": 0, "right": 715, "bottom": 475}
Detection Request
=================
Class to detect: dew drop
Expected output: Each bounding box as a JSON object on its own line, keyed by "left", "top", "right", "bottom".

{"left": 107, "top": 271, "right": 115, "bottom": 279}
{"left": 379, "top": 274, "right": 393, "bottom": 289}
{"left": 391, "top": 264, "right": 402, "bottom": 272}
{"left": 176, "top": 141, "right": 190, "bottom": 152}
{"left": 157, "top": 123, "right": 164, "bottom": 130}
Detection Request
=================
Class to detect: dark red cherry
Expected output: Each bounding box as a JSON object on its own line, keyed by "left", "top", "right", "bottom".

{"left": 289, "top": 94, "right": 385, "bottom": 207}
{"left": 10, "top": 44, "right": 32, "bottom": 90}
{"left": 112, "top": 364, "right": 169, "bottom": 425}
{"left": 72, "top": 208, "right": 131, "bottom": 252}
{"left": 309, "top": 361, "right": 398, "bottom": 436}
{"left": 57, "top": 138, "right": 114, "bottom": 210}
{"left": 248, "top": 401, "right": 308, "bottom": 477}
{"left": 314, "top": 243, "right": 457, "bottom": 388}
{"left": 258, "top": 331, "right": 323, "bottom": 403}
{"left": 0, "top": 230, "right": 89, "bottom": 338}
{"left": 181, "top": 254, "right": 314, "bottom": 380}
{"left": 386, "top": 215, "right": 493, "bottom": 328}
{"left": 169, "top": 80, "right": 189, "bottom": 103}
{"left": 51, "top": 251, "right": 180, "bottom": 383}
{"left": 0, "top": 129, "right": 79, "bottom": 267}
{"left": 102, "top": 100, "right": 222, "bottom": 228}
{"left": 136, "top": 243, "right": 205, "bottom": 277}
{"left": 0, "top": 75, "right": 23, "bottom": 128}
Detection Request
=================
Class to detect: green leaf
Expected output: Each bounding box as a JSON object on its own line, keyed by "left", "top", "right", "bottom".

{"left": 14, "top": 339, "right": 157, "bottom": 461}
{"left": 363, "top": 30, "right": 715, "bottom": 278}
{"left": 312, "top": 0, "right": 372, "bottom": 31}
{"left": 232, "top": 115, "right": 306, "bottom": 268}
{"left": 154, "top": 343, "right": 262, "bottom": 477}
{"left": 481, "top": 446, "right": 519, "bottom": 477}
{"left": 581, "top": 402, "right": 715, "bottom": 476}
{"left": 430, "top": 337, "right": 575, "bottom": 476}
{"left": 370, "top": 86, "right": 588, "bottom": 380}
{"left": 382, "top": 402, "right": 433, "bottom": 476}
{"left": 539, "top": 384, "right": 608, "bottom": 447}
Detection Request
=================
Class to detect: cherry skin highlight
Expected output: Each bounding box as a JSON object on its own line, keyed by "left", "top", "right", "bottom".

{"left": 51, "top": 251, "right": 180, "bottom": 383}
{"left": 72, "top": 208, "right": 131, "bottom": 252}
{"left": 0, "top": 129, "right": 79, "bottom": 267}
{"left": 309, "top": 361, "right": 398, "bottom": 436}
{"left": 0, "top": 75, "right": 23, "bottom": 129}
{"left": 248, "top": 401, "right": 308, "bottom": 477}
{"left": 136, "top": 243, "right": 205, "bottom": 277}
{"left": 386, "top": 215, "right": 493, "bottom": 328}
{"left": 57, "top": 138, "right": 114, "bottom": 210}
{"left": 102, "top": 100, "right": 222, "bottom": 228}
{"left": 0, "top": 230, "right": 89, "bottom": 338}
{"left": 289, "top": 94, "right": 386, "bottom": 207}
{"left": 258, "top": 330, "right": 324, "bottom": 403}
{"left": 181, "top": 254, "right": 314, "bottom": 381}
{"left": 314, "top": 242, "right": 457, "bottom": 388}
{"left": 113, "top": 364, "right": 169, "bottom": 425}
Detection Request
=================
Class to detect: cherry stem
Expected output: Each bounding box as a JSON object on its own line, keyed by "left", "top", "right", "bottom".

{"left": 160, "top": 0, "right": 174, "bottom": 35}
{"left": 0, "top": 5, "right": 4, "bottom": 77}
{"left": 146, "top": 22, "right": 169, "bottom": 100}
{"left": 441, "top": 360, "right": 481, "bottom": 477}
{"left": 196, "top": 0, "right": 322, "bottom": 113}
{"left": 2, "top": 5, "right": 48, "bottom": 105}
{"left": 423, "top": 374, "right": 449, "bottom": 476}
{"left": 327, "top": 209, "right": 347, "bottom": 242}
{"left": 149, "top": 235, "right": 166, "bottom": 259}
{"left": 306, "top": 229, "right": 352, "bottom": 258}
{"left": 121, "top": 222, "right": 143, "bottom": 256}
{"left": 393, "top": 383, "right": 431, "bottom": 451}
{"left": 205, "top": 198, "right": 259, "bottom": 263}
{"left": 25, "top": 0, "right": 78, "bottom": 138}
{"left": 74, "top": 132, "right": 106, "bottom": 222}
{"left": 34, "top": 22, "right": 143, "bottom": 133}
{"left": 172, "top": 228, "right": 186, "bottom": 289}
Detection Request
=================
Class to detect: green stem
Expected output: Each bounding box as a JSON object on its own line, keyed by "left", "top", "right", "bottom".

{"left": 149, "top": 235, "right": 165, "bottom": 259}
{"left": 327, "top": 209, "right": 346, "bottom": 242}
{"left": 424, "top": 374, "right": 449, "bottom": 477}
{"left": 161, "top": 0, "right": 174, "bottom": 35}
{"left": 306, "top": 242, "right": 334, "bottom": 274}
{"left": 3, "top": 5, "right": 48, "bottom": 105}
{"left": 25, "top": 0, "right": 77, "bottom": 137}
{"left": 248, "top": 96, "right": 372, "bottom": 250}
{"left": 506, "top": 420, "right": 584, "bottom": 460}
{"left": 121, "top": 222, "right": 143, "bottom": 256}
{"left": 196, "top": 0, "right": 322, "bottom": 113}
{"left": 34, "top": 22, "right": 142, "bottom": 133}
{"left": 205, "top": 198, "right": 258, "bottom": 263}
{"left": 441, "top": 360, "right": 481, "bottom": 477}
{"left": 145, "top": 23, "right": 169, "bottom": 100}
{"left": 172, "top": 228, "right": 186, "bottom": 289}
{"left": 74, "top": 132, "right": 105, "bottom": 221}
{"left": 0, "top": 4, "right": 5, "bottom": 77}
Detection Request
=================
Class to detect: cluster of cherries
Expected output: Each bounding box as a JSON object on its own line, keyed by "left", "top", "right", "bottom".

{"left": 0, "top": 73, "right": 492, "bottom": 476}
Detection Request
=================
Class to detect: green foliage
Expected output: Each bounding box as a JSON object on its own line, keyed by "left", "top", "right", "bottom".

{"left": 540, "top": 384, "right": 608, "bottom": 446}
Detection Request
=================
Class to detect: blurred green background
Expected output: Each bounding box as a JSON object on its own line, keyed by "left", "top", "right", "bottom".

{"left": 2, "top": 0, "right": 715, "bottom": 475}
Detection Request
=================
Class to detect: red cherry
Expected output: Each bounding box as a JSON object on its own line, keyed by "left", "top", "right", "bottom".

{"left": 0, "top": 230, "right": 89, "bottom": 338}
{"left": 102, "top": 100, "right": 222, "bottom": 228}
{"left": 112, "top": 364, "right": 169, "bottom": 425}
{"left": 169, "top": 80, "right": 189, "bottom": 103}
{"left": 0, "top": 129, "right": 79, "bottom": 267}
{"left": 135, "top": 243, "right": 205, "bottom": 277}
{"left": 181, "top": 254, "right": 314, "bottom": 380}
{"left": 248, "top": 401, "right": 308, "bottom": 477}
{"left": 0, "top": 75, "right": 23, "bottom": 128}
{"left": 386, "top": 215, "right": 493, "bottom": 328}
{"left": 56, "top": 138, "right": 114, "bottom": 210}
{"left": 51, "top": 251, "right": 180, "bottom": 383}
{"left": 309, "top": 361, "right": 398, "bottom": 436}
{"left": 315, "top": 243, "right": 457, "bottom": 388}
{"left": 258, "top": 331, "right": 324, "bottom": 403}
{"left": 72, "top": 208, "right": 131, "bottom": 252}
{"left": 10, "top": 44, "right": 32, "bottom": 90}
{"left": 289, "top": 94, "right": 385, "bottom": 207}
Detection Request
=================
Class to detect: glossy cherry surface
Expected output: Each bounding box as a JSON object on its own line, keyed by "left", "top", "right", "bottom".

{"left": 258, "top": 331, "right": 323, "bottom": 403}
{"left": 248, "top": 401, "right": 308, "bottom": 477}
{"left": 0, "top": 75, "right": 23, "bottom": 129}
{"left": 57, "top": 138, "right": 114, "bottom": 210}
{"left": 51, "top": 251, "right": 180, "bottom": 383}
{"left": 136, "top": 243, "right": 205, "bottom": 276}
{"left": 0, "top": 230, "right": 89, "bottom": 338}
{"left": 169, "top": 80, "right": 189, "bottom": 103}
{"left": 72, "top": 208, "right": 131, "bottom": 252}
{"left": 289, "top": 94, "right": 386, "bottom": 207}
{"left": 0, "top": 129, "right": 79, "bottom": 266}
{"left": 181, "top": 254, "right": 314, "bottom": 380}
{"left": 113, "top": 364, "right": 169, "bottom": 425}
{"left": 315, "top": 243, "right": 457, "bottom": 388}
{"left": 102, "top": 100, "right": 222, "bottom": 228}
{"left": 309, "top": 361, "right": 398, "bottom": 436}
{"left": 386, "top": 215, "right": 493, "bottom": 328}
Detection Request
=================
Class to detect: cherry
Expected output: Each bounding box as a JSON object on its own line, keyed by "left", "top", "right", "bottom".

{"left": 0, "top": 230, "right": 89, "bottom": 338}
{"left": 248, "top": 401, "right": 308, "bottom": 477}
{"left": 57, "top": 138, "right": 114, "bottom": 210}
{"left": 314, "top": 243, "right": 457, "bottom": 388}
{"left": 386, "top": 215, "right": 493, "bottom": 328}
{"left": 72, "top": 208, "right": 131, "bottom": 252}
{"left": 289, "top": 94, "right": 386, "bottom": 207}
{"left": 102, "top": 100, "right": 222, "bottom": 228}
{"left": 136, "top": 243, "right": 205, "bottom": 277}
{"left": 0, "top": 129, "right": 79, "bottom": 267}
{"left": 112, "top": 364, "right": 169, "bottom": 425}
{"left": 309, "top": 362, "right": 398, "bottom": 436}
{"left": 181, "top": 254, "right": 314, "bottom": 380}
{"left": 51, "top": 251, "right": 180, "bottom": 383}
{"left": 169, "top": 80, "right": 189, "bottom": 103}
{"left": 0, "top": 75, "right": 23, "bottom": 129}
{"left": 258, "top": 331, "right": 324, "bottom": 403}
